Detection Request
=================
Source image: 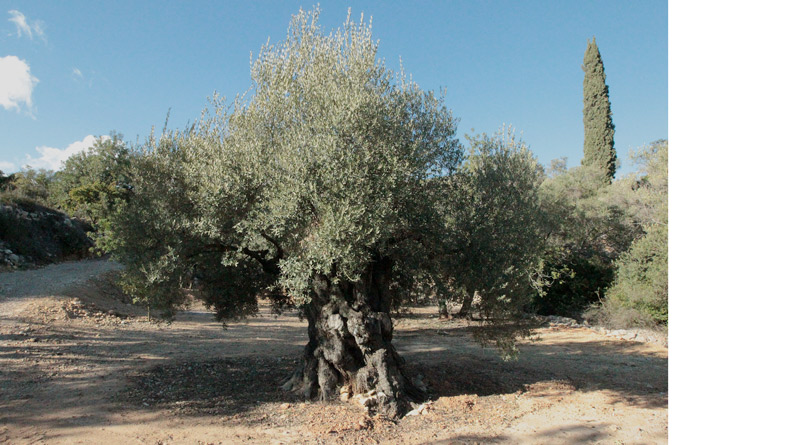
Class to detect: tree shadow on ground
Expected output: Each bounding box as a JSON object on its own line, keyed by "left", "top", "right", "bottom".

{"left": 420, "top": 422, "right": 616, "bottom": 445}
{"left": 118, "top": 355, "right": 304, "bottom": 416}
{"left": 1, "top": 306, "right": 667, "bottom": 435}
{"left": 422, "top": 434, "right": 511, "bottom": 444}
{"left": 0, "top": 312, "right": 308, "bottom": 431}
{"left": 398, "top": 323, "right": 667, "bottom": 409}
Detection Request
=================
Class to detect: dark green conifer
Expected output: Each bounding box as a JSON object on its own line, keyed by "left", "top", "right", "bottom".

{"left": 582, "top": 37, "right": 616, "bottom": 182}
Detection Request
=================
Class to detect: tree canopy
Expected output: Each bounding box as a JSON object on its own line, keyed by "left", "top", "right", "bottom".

{"left": 105, "top": 7, "right": 554, "bottom": 417}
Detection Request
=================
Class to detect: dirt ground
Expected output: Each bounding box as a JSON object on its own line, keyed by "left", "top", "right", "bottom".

{"left": 1, "top": 260, "right": 667, "bottom": 444}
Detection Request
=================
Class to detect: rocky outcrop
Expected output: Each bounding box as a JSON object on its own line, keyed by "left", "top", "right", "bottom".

{"left": 0, "top": 202, "right": 92, "bottom": 269}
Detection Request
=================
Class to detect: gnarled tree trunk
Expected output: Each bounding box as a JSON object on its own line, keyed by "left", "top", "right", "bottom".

{"left": 282, "top": 256, "right": 423, "bottom": 418}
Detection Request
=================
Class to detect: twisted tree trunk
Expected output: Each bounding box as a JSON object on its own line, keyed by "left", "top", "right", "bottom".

{"left": 282, "top": 256, "right": 423, "bottom": 418}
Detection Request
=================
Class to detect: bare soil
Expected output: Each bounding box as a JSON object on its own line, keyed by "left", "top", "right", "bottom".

{"left": 1, "top": 260, "right": 667, "bottom": 444}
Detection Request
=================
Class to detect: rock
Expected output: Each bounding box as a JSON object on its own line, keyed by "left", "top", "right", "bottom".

{"left": 405, "top": 401, "right": 433, "bottom": 417}
{"left": 353, "top": 392, "right": 378, "bottom": 409}
{"left": 356, "top": 416, "right": 373, "bottom": 430}
{"left": 339, "top": 385, "right": 352, "bottom": 401}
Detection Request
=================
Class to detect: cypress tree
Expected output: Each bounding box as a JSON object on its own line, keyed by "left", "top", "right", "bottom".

{"left": 582, "top": 37, "right": 616, "bottom": 182}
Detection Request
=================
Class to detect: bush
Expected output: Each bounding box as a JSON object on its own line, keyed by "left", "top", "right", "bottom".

{"left": 529, "top": 164, "right": 638, "bottom": 318}
{"left": 607, "top": 223, "right": 668, "bottom": 324}
{"left": 584, "top": 141, "right": 668, "bottom": 327}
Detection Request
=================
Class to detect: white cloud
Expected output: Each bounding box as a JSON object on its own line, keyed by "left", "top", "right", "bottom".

{"left": 24, "top": 135, "right": 107, "bottom": 171}
{"left": 0, "top": 55, "right": 38, "bottom": 113}
{"left": 72, "top": 67, "right": 83, "bottom": 80}
{"left": 8, "top": 10, "right": 46, "bottom": 42}
{"left": 0, "top": 161, "right": 15, "bottom": 172}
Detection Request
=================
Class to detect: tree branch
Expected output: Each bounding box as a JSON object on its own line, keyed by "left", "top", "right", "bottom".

{"left": 260, "top": 231, "right": 285, "bottom": 260}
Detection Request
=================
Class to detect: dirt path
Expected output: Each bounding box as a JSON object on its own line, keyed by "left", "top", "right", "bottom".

{"left": 0, "top": 259, "right": 122, "bottom": 317}
{"left": 0, "top": 259, "right": 667, "bottom": 444}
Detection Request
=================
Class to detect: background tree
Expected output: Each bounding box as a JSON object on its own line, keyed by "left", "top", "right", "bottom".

{"left": 586, "top": 140, "right": 668, "bottom": 327}
{"left": 581, "top": 37, "right": 616, "bottom": 182}
{"left": 530, "top": 164, "right": 636, "bottom": 317}
{"left": 0, "top": 167, "right": 55, "bottom": 206}
{"left": 442, "top": 129, "right": 547, "bottom": 319}
{"left": 51, "top": 133, "right": 131, "bottom": 218}
{"left": 49, "top": 132, "right": 132, "bottom": 252}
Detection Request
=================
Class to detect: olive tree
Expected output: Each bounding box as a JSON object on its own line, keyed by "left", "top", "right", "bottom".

{"left": 111, "top": 8, "right": 550, "bottom": 418}
{"left": 48, "top": 132, "right": 132, "bottom": 253}
{"left": 51, "top": 132, "right": 131, "bottom": 220}
{"left": 112, "top": 8, "right": 463, "bottom": 418}
{"left": 442, "top": 130, "right": 547, "bottom": 318}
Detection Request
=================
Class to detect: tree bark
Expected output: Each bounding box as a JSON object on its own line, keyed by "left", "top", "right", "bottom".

{"left": 282, "top": 256, "right": 423, "bottom": 418}
{"left": 457, "top": 290, "right": 476, "bottom": 318}
{"left": 437, "top": 298, "right": 450, "bottom": 319}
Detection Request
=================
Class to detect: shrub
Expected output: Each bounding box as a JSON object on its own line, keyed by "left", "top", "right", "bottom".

{"left": 585, "top": 140, "right": 668, "bottom": 327}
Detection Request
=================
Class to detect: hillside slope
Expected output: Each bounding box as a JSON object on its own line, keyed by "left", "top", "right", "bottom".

{"left": 0, "top": 199, "right": 93, "bottom": 269}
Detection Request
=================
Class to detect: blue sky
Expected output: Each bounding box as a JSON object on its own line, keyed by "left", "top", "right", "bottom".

{"left": 0, "top": 0, "right": 666, "bottom": 175}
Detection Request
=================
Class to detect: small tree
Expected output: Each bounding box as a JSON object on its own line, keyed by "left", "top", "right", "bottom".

{"left": 581, "top": 37, "right": 616, "bottom": 182}
{"left": 51, "top": 133, "right": 130, "bottom": 215}
{"left": 443, "top": 129, "right": 547, "bottom": 318}
{"left": 594, "top": 140, "right": 668, "bottom": 327}
{"left": 46, "top": 132, "right": 132, "bottom": 253}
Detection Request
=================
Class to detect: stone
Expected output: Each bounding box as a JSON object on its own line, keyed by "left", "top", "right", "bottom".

{"left": 339, "top": 385, "right": 352, "bottom": 401}
{"left": 404, "top": 401, "right": 432, "bottom": 417}
{"left": 353, "top": 392, "right": 379, "bottom": 409}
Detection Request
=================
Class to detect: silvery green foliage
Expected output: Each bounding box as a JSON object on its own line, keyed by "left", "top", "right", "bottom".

{"left": 110, "top": 7, "right": 460, "bottom": 318}
{"left": 443, "top": 128, "right": 547, "bottom": 317}
{"left": 439, "top": 128, "right": 549, "bottom": 358}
